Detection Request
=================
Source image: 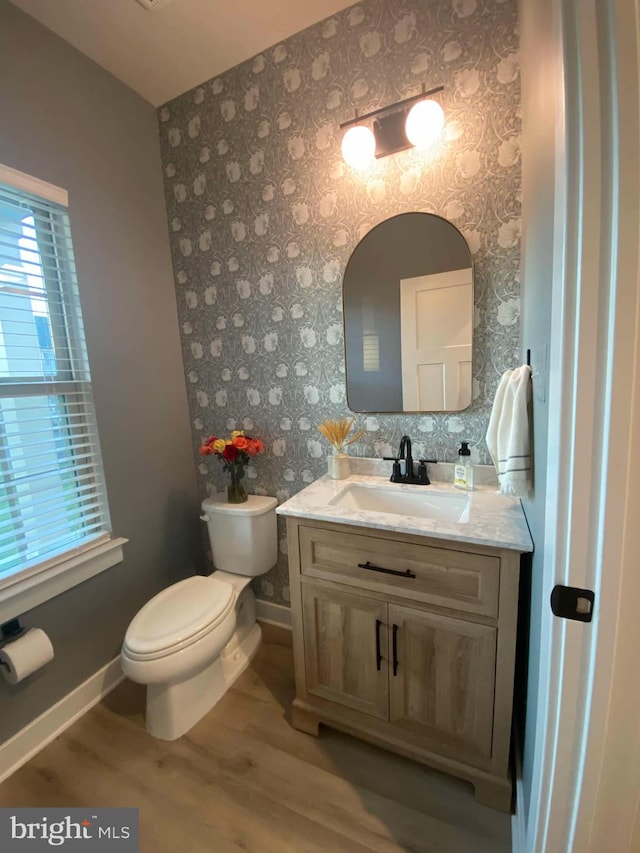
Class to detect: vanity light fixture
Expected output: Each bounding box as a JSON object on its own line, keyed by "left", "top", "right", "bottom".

{"left": 340, "top": 85, "right": 445, "bottom": 170}
{"left": 341, "top": 124, "right": 377, "bottom": 171}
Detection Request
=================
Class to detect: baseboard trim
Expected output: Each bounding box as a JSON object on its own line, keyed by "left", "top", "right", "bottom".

{"left": 512, "top": 730, "right": 526, "bottom": 853}
{"left": 0, "top": 656, "right": 124, "bottom": 785}
{"left": 256, "top": 599, "right": 292, "bottom": 630}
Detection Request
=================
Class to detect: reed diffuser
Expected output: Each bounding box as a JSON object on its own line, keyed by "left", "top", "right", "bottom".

{"left": 317, "top": 417, "right": 365, "bottom": 479}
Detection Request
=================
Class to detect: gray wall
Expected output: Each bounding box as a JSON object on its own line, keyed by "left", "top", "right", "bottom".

{"left": 518, "top": 0, "right": 560, "bottom": 828}
{"left": 0, "top": 1, "right": 199, "bottom": 743}
{"left": 159, "top": 0, "right": 522, "bottom": 607}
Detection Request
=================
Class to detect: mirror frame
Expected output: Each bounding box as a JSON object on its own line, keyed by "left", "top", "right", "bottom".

{"left": 342, "top": 211, "right": 474, "bottom": 415}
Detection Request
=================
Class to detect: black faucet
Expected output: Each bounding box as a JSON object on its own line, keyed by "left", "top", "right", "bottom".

{"left": 398, "top": 435, "right": 414, "bottom": 479}
{"left": 384, "top": 435, "right": 437, "bottom": 485}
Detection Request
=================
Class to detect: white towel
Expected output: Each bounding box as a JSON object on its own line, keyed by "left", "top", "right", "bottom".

{"left": 486, "top": 365, "right": 532, "bottom": 497}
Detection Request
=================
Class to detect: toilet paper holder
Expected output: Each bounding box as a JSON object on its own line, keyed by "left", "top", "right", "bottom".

{"left": 1, "top": 618, "right": 23, "bottom": 640}
{"left": 0, "top": 618, "right": 26, "bottom": 670}
{"left": 1, "top": 618, "right": 25, "bottom": 642}
{"left": 0, "top": 619, "right": 55, "bottom": 684}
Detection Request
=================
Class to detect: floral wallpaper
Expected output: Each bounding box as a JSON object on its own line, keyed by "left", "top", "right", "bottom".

{"left": 158, "top": 0, "right": 521, "bottom": 607}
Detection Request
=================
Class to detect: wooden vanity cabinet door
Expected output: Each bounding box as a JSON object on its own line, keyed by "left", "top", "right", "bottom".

{"left": 301, "top": 583, "right": 389, "bottom": 720}
{"left": 388, "top": 604, "right": 497, "bottom": 761}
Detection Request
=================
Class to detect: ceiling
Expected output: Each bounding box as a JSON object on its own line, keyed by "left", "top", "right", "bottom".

{"left": 9, "top": 0, "right": 356, "bottom": 106}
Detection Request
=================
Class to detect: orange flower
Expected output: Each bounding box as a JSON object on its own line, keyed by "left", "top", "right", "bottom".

{"left": 199, "top": 444, "right": 213, "bottom": 455}
{"left": 233, "top": 435, "right": 250, "bottom": 450}
{"left": 246, "top": 438, "right": 264, "bottom": 456}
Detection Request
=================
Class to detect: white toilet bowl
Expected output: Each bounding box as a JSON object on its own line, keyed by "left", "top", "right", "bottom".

{"left": 121, "top": 494, "right": 277, "bottom": 740}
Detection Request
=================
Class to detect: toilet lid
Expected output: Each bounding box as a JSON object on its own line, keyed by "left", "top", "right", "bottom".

{"left": 124, "top": 576, "right": 234, "bottom": 657}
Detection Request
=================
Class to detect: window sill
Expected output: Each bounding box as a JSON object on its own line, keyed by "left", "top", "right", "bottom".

{"left": 0, "top": 537, "right": 128, "bottom": 625}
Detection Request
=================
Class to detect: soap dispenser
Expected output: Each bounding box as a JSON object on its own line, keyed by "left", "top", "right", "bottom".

{"left": 454, "top": 441, "right": 475, "bottom": 491}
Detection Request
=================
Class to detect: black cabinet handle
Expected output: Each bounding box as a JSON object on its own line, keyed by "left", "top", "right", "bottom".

{"left": 392, "top": 624, "right": 399, "bottom": 676}
{"left": 357, "top": 561, "right": 416, "bottom": 579}
{"left": 375, "top": 619, "right": 382, "bottom": 671}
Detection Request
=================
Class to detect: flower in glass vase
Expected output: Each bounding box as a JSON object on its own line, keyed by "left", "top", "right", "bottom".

{"left": 199, "top": 431, "right": 264, "bottom": 503}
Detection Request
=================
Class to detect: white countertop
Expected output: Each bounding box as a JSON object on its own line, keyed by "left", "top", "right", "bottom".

{"left": 276, "top": 473, "right": 533, "bottom": 553}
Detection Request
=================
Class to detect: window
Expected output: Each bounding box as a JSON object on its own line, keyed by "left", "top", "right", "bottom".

{"left": 0, "top": 165, "right": 124, "bottom": 620}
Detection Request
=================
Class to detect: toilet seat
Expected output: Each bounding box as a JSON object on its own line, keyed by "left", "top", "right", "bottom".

{"left": 123, "top": 576, "right": 234, "bottom": 661}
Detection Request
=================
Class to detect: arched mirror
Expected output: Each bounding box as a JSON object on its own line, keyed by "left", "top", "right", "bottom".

{"left": 343, "top": 212, "right": 473, "bottom": 413}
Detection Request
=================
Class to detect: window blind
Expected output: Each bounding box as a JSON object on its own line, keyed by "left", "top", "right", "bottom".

{"left": 0, "top": 174, "right": 112, "bottom": 583}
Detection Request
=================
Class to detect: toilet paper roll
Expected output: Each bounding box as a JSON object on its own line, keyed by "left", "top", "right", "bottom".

{"left": 0, "top": 628, "right": 54, "bottom": 684}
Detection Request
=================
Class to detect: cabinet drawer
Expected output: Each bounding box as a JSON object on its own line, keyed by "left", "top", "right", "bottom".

{"left": 298, "top": 525, "right": 500, "bottom": 618}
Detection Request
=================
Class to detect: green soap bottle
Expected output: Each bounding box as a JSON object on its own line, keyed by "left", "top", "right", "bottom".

{"left": 454, "top": 441, "right": 475, "bottom": 491}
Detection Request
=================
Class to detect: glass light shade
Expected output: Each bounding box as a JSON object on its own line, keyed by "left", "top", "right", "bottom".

{"left": 405, "top": 99, "right": 445, "bottom": 148}
{"left": 341, "top": 125, "right": 376, "bottom": 170}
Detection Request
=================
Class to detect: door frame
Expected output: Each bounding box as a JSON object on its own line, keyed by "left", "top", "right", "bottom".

{"left": 525, "top": 1, "right": 640, "bottom": 850}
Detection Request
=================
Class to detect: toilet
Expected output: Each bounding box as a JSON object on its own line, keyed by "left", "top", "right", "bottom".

{"left": 121, "top": 493, "right": 277, "bottom": 740}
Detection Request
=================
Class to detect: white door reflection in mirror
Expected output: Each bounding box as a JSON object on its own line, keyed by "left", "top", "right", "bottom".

{"left": 400, "top": 268, "right": 472, "bottom": 410}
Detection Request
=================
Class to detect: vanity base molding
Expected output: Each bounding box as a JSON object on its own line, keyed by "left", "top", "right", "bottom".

{"left": 285, "top": 516, "right": 524, "bottom": 814}
{"left": 291, "top": 698, "right": 513, "bottom": 812}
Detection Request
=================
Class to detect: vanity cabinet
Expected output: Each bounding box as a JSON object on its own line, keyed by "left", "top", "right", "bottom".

{"left": 387, "top": 604, "right": 497, "bottom": 760}
{"left": 286, "top": 516, "right": 523, "bottom": 812}
{"left": 301, "top": 584, "right": 389, "bottom": 720}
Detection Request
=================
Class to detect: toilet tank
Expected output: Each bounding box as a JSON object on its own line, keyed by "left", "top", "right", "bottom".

{"left": 201, "top": 494, "right": 278, "bottom": 577}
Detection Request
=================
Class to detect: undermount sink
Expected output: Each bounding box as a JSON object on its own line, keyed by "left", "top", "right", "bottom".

{"left": 327, "top": 483, "right": 470, "bottom": 523}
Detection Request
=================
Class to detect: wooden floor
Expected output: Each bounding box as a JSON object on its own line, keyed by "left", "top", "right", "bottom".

{"left": 0, "top": 625, "right": 511, "bottom": 852}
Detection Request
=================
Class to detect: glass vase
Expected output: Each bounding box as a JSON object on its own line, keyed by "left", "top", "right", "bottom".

{"left": 227, "top": 463, "right": 248, "bottom": 504}
{"left": 327, "top": 452, "right": 350, "bottom": 480}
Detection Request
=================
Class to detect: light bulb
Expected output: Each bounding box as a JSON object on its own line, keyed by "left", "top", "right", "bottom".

{"left": 341, "top": 125, "right": 375, "bottom": 170}
{"left": 405, "top": 99, "right": 445, "bottom": 148}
